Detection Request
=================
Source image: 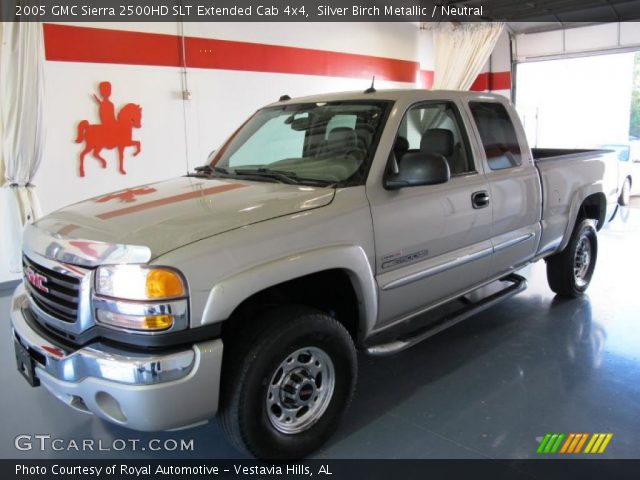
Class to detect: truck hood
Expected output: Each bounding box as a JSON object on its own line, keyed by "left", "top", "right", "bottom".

{"left": 32, "top": 177, "right": 335, "bottom": 262}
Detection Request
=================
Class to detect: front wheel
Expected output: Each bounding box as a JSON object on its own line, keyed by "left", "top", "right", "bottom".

{"left": 546, "top": 218, "right": 598, "bottom": 297}
{"left": 218, "top": 306, "right": 357, "bottom": 459}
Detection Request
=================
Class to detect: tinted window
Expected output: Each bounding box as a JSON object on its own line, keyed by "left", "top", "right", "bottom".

{"left": 470, "top": 102, "right": 522, "bottom": 170}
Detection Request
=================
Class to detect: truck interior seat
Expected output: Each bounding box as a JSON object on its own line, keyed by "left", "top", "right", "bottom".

{"left": 420, "top": 128, "right": 470, "bottom": 176}
{"left": 322, "top": 127, "right": 358, "bottom": 158}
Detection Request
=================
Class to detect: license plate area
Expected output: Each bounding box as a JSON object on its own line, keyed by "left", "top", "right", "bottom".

{"left": 14, "top": 340, "right": 41, "bottom": 387}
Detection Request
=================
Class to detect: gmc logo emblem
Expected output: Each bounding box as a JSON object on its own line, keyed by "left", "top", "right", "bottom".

{"left": 25, "top": 267, "right": 49, "bottom": 293}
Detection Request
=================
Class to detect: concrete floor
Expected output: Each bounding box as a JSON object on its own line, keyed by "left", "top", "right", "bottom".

{"left": 2, "top": 199, "right": 639, "bottom": 459}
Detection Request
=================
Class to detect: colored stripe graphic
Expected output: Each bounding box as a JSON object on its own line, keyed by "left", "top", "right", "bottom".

{"left": 550, "top": 433, "right": 565, "bottom": 453}
{"left": 598, "top": 433, "right": 613, "bottom": 453}
{"left": 585, "top": 433, "right": 613, "bottom": 454}
{"left": 575, "top": 433, "right": 589, "bottom": 453}
{"left": 539, "top": 433, "right": 613, "bottom": 454}
{"left": 544, "top": 434, "right": 558, "bottom": 453}
{"left": 560, "top": 433, "right": 575, "bottom": 453}
{"left": 537, "top": 434, "right": 551, "bottom": 454}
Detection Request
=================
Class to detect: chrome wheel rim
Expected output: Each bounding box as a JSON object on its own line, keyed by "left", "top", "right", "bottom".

{"left": 574, "top": 235, "right": 592, "bottom": 288}
{"left": 266, "top": 346, "right": 335, "bottom": 435}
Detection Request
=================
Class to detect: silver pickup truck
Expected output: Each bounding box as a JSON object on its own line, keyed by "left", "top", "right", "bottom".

{"left": 11, "top": 89, "right": 620, "bottom": 459}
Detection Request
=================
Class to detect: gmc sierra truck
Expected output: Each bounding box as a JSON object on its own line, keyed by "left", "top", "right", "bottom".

{"left": 11, "top": 90, "right": 620, "bottom": 459}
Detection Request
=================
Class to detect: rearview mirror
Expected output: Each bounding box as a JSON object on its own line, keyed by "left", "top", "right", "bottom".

{"left": 384, "top": 152, "right": 450, "bottom": 190}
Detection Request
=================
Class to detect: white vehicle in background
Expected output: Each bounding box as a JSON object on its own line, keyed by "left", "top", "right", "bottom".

{"left": 629, "top": 139, "right": 640, "bottom": 196}
{"left": 600, "top": 144, "right": 634, "bottom": 205}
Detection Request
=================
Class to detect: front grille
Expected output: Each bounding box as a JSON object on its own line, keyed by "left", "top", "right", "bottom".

{"left": 23, "top": 255, "right": 80, "bottom": 323}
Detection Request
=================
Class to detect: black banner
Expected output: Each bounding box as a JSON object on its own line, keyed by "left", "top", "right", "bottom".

{"left": 4, "top": 459, "right": 640, "bottom": 480}
{"left": 2, "top": 0, "right": 640, "bottom": 22}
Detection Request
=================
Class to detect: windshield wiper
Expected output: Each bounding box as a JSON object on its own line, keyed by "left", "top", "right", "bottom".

{"left": 195, "top": 165, "right": 335, "bottom": 187}
{"left": 234, "top": 168, "right": 301, "bottom": 185}
{"left": 191, "top": 165, "right": 230, "bottom": 176}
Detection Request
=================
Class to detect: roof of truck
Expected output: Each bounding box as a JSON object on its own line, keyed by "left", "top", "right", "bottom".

{"left": 264, "top": 89, "right": 507, "bottom": 108}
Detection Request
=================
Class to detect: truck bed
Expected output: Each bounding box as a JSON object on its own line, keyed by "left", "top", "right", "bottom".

{"left": 532, "top": 147, "right": 605, "bottom": 161}
{"left": 533, "top": 147, "right": 619, "bottom": 257}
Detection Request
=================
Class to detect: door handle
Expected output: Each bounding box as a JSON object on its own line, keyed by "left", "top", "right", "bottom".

{"left": 472, "top": 191, "right": 490, "bottom": 209}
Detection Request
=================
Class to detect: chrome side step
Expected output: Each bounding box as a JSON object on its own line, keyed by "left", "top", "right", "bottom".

{"left": 366, "top": 273, "right": 528, "bottom": 356}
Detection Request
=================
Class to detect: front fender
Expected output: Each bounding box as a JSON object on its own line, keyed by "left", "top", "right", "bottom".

{"left": 200, "top": 245, "right": 378, "bottom": 342}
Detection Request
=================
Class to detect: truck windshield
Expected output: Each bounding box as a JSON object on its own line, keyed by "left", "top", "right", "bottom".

{"left": 209, "top": 101, "right": 390, "bottom": 186}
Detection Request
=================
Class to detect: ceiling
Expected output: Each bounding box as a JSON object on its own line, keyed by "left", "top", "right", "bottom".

{"left": 445, "top": 0, "right": 640, "bottom": 33}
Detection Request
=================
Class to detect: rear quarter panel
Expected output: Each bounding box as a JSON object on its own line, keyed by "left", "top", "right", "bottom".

{"left": 536, "top": 150, "right": 618, "bottom": 255}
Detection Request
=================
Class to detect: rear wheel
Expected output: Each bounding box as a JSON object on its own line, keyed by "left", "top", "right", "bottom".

{"left": 546, "top": 219, "right": 598, "bottom": 297}
{"left": 619, "top": 177, "right": 631, "bottom": 206}
{"left": 218, "top": 306, "right": 357, "bottom": 459}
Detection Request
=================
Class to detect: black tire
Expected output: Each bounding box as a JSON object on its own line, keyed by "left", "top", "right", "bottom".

{"left": 619, "top": 177, "right": 631, "bottom": 206}
{"left": 218, "top": 306, "right": 357, "bottom": 460}
{"left": 546, "top": 218, "right": 598, "bottom": 297}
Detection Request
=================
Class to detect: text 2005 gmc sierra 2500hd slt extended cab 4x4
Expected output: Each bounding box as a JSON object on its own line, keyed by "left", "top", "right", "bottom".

{"left": 11, "top": 90, "right": 620, "bottom": 459}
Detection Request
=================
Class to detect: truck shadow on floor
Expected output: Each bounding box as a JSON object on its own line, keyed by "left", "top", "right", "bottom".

{"left": 323, "top": 293, "right": 602, "bottom": 455}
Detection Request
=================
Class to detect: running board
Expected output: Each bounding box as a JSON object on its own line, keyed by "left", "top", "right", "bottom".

{"left": 366, "top": 273, "right": 527, "bottom": 356}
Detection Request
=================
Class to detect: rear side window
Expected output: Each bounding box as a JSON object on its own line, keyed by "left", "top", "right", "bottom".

{"left": 470, "top": 102, "right": 522, "bottom": 170}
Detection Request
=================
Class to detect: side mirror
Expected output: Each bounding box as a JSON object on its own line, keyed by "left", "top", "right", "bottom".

{"left": 384, "top": 152, "right": 450, "bottom": 190}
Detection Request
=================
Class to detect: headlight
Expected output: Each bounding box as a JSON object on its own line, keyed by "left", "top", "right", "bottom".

{"left": 94, "top": 265, "right": 188, "bottom": 333}
{"left": 96, "top": 265, "right": 186, "bottom": 300}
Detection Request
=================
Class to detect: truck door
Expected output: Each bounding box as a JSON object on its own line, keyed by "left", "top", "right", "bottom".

{"left": 367, "top": 101, "right": 494, "bottom": 328}
{"left": 466, "top": 100, "right": 542, "bottom": 276}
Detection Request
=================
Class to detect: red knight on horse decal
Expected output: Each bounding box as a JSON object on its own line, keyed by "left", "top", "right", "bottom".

{"left": 76, "top": 81, "right": 142, "bottom": 177}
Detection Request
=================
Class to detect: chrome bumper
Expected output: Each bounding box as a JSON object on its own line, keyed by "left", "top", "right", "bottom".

{"left": 10, "top": 284, "right": 223, "bottom": 431}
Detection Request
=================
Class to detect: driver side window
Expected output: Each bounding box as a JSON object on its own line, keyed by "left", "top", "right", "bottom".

{"left": 395, "top": 102, "right": 474, "bottom": 176}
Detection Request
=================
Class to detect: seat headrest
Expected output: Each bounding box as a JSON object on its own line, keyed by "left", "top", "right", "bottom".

{"left": 394, "top": 136, "right": 409, "bottom": 155}
{"left": 420, "top": 129, "right": 454, "bottom": 157}
{"left": 327, "top": 127, "right": 357, "bottom": 150}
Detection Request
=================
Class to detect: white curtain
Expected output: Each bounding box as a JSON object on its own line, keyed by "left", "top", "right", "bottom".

{"left": 0, "top": 22, "right": 45, "bottom": 273}
{"left": 432, "top": 22, "right": 504, "bottom": 91}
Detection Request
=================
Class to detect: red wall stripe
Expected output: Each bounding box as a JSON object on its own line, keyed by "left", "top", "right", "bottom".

{"left": 470, "top": 72, "right": 489, "bottom": 91}
{"left": 185, "top": 36, "right": 417, "bottom": 81}
{"left": 43, "top": 23, "right": 183, "bottom": 67}
{"left": 43, "top": 23, "right": 417, "bottom": 83}
{"left": 43, "top": 23, "right": 510, "bottom": 91}
{"left": 470, "top": 71, "right": 512, "bottom": 91}
{"left": 419, "top": 70, "right": 434, "bottom": 89}
{"left": 489, "top": 71, "right": 512, "bottom": 91}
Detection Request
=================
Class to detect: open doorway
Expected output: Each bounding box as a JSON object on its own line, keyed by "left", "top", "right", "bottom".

{"left": 515, "top": 52, "right": 636, "bottom": 149}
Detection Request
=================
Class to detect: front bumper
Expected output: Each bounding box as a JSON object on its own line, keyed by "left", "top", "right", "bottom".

{"left": 10, "top": 284, "right": 223, "bottom": 431}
